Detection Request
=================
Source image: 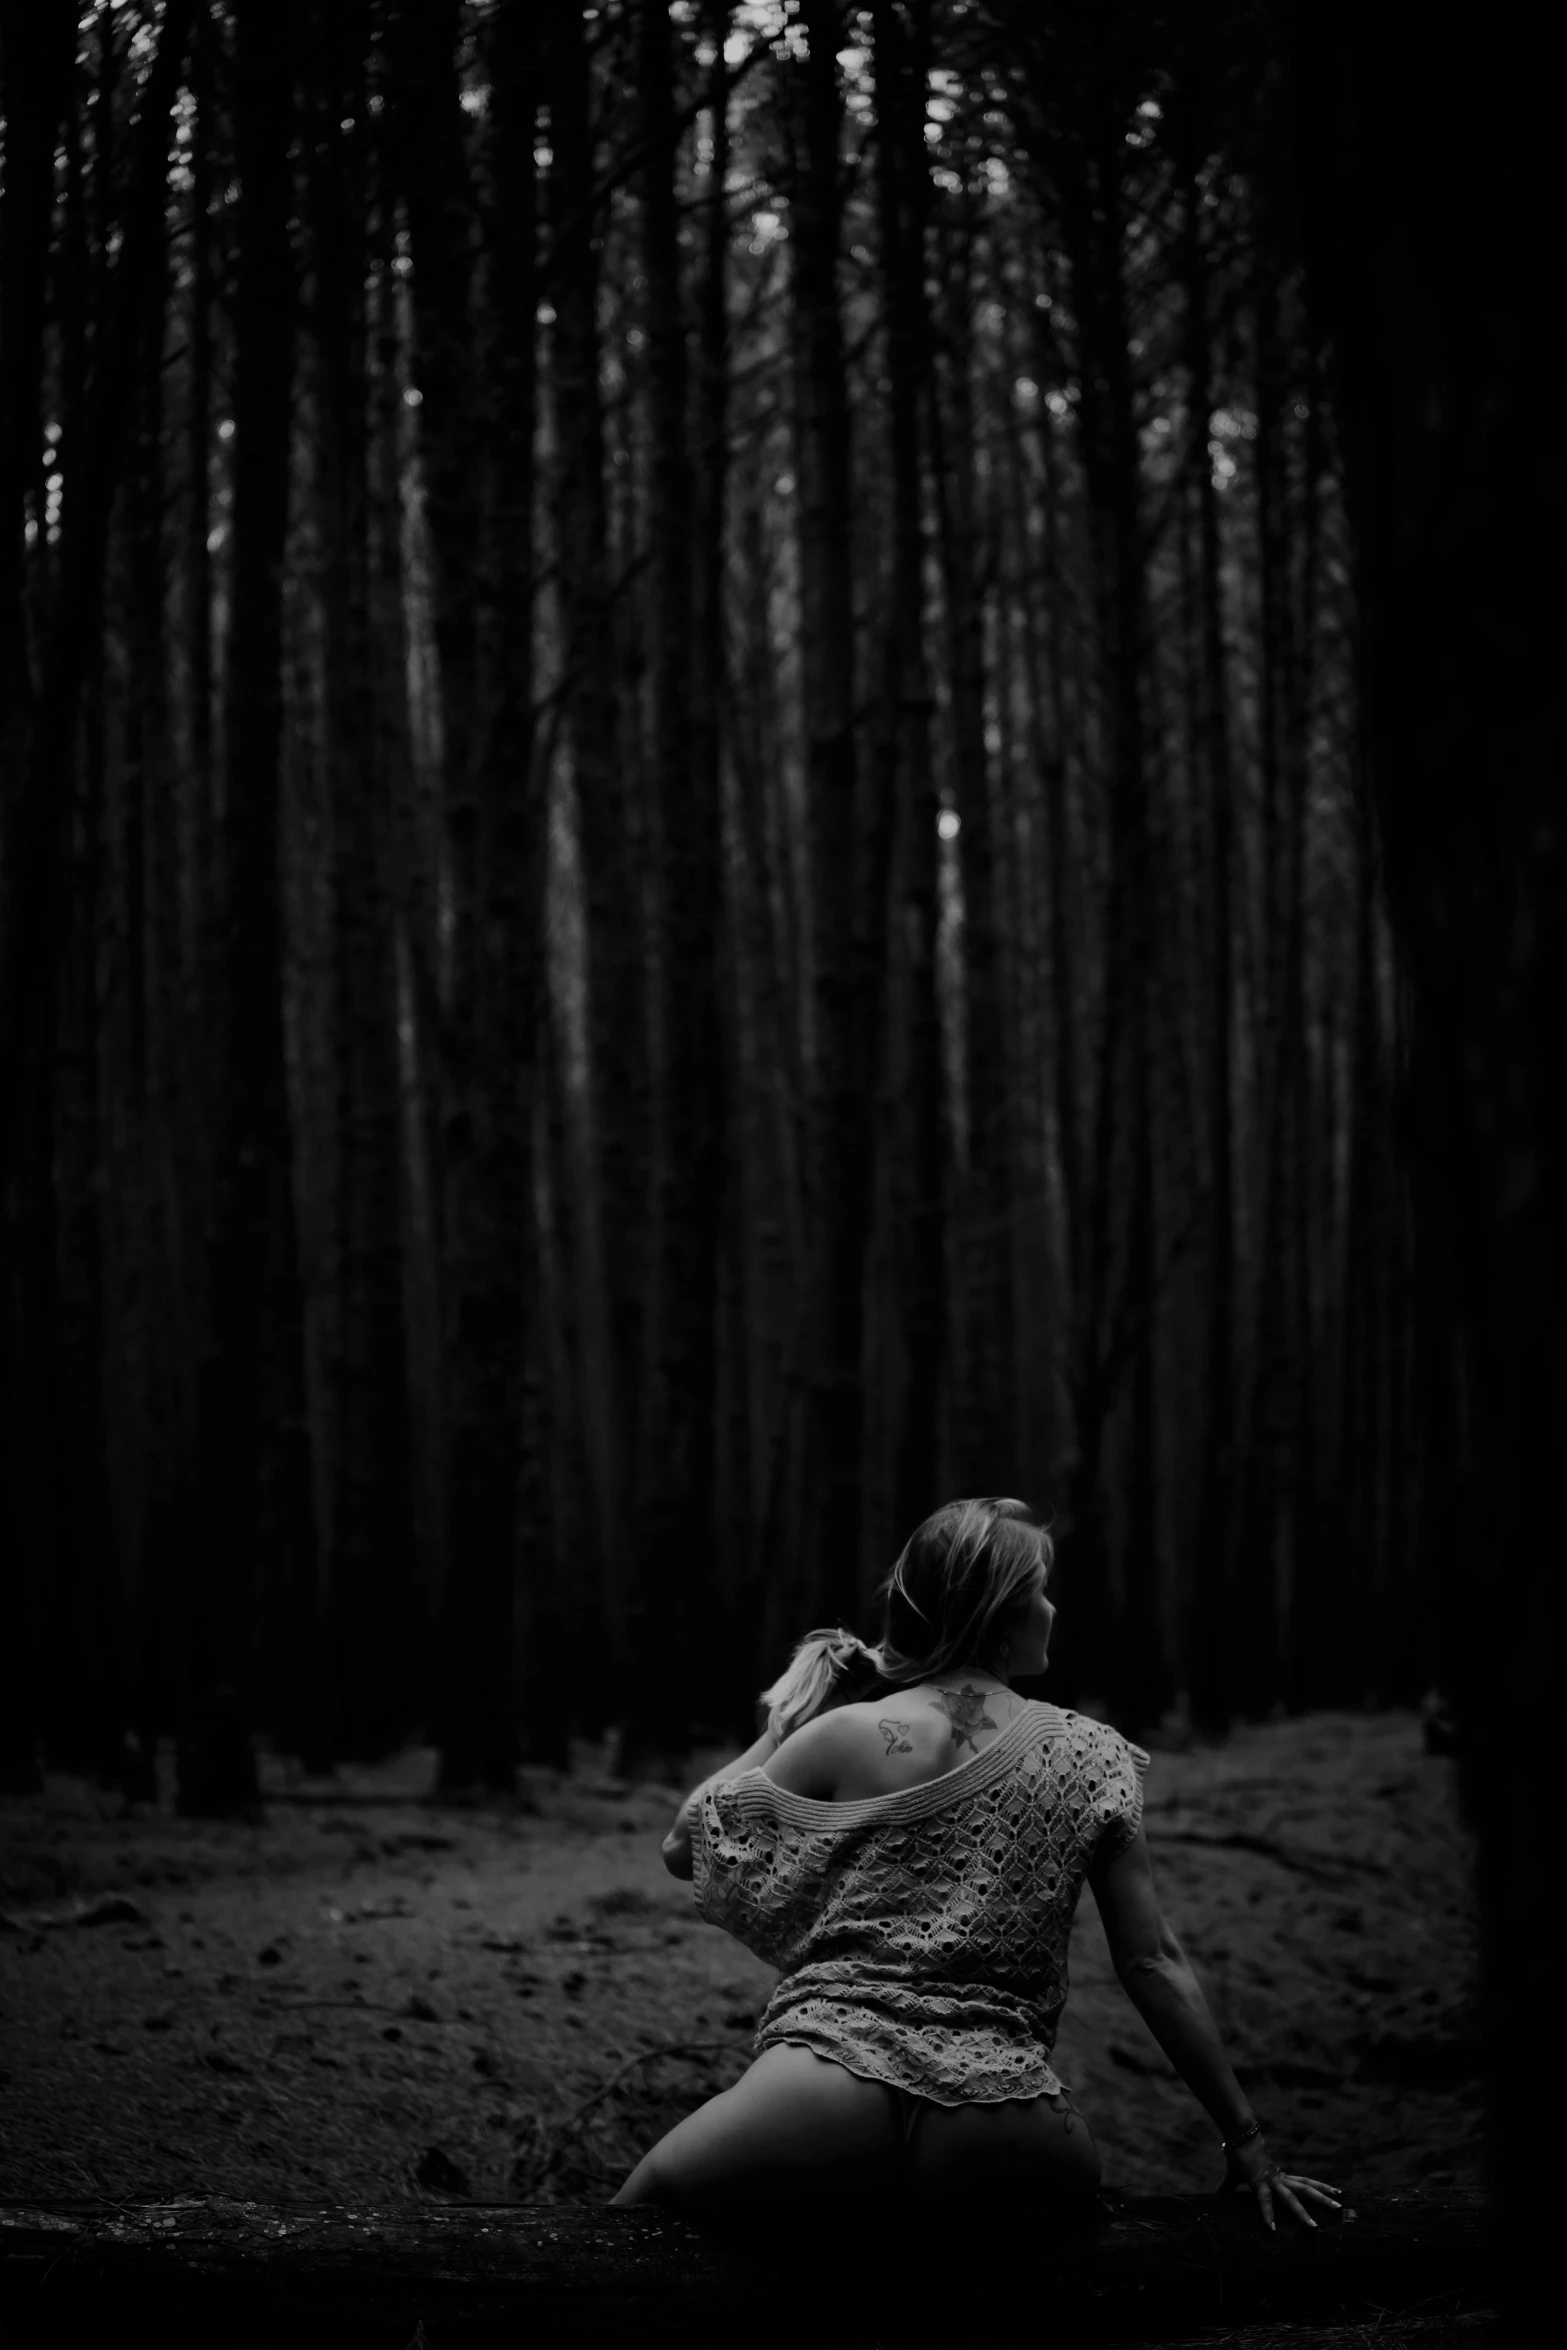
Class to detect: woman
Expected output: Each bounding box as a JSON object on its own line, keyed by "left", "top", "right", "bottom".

{"left": 613, "top": 1497, "right": 1341, "bottom": 2231}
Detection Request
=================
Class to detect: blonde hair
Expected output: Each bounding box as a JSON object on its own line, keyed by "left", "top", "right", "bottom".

{"left": 759, "top": 1626, "right": 887, "bottom": 1741}
{"left": 757, "top": 1498, "right": 1051, "bottom": 1741}
{"left": 878, "top": 1497, "right": 1050, "bottom": 1683}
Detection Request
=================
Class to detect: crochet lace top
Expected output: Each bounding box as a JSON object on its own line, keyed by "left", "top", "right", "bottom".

{"left": 691, "top": 1701, "right": 1149, "bottom": 2107}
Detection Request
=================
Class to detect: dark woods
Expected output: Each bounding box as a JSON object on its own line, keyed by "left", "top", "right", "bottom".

{"left": 0, "top": 0, "right": 1421, "bottom": 1801}
{"left": 2, "top": 0, "right": 1564, "bottom": 2323}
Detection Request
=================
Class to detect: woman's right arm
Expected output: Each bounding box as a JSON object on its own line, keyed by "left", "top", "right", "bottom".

{"left": 1088, "top": 1826, "right": 1343, "bottom": 2231}
{"left": 661, "top": 1726, "right": 779, "bottom": 1879}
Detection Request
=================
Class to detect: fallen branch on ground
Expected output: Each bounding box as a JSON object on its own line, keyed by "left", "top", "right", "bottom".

{"left": 0, "top": 2189, "right": 1492, "bottom": 2346}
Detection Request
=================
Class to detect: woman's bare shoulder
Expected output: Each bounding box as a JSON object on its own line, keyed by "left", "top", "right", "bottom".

{"left": 759, "top": 1700, "right": 936, "bottom": 1801}
{"left": 808, "top": 1693, "right": 983, "bottom": 1800}
{"left": 760, "top": 1686, "right": 1037, "bottom": 1806}
{"left": 760, "top": 1708, "right": 861, "bottom": 1798}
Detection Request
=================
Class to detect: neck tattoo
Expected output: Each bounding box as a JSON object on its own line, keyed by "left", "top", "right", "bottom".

{"left": 931, "top": 1683, "right": 1000, "bottom": 1753}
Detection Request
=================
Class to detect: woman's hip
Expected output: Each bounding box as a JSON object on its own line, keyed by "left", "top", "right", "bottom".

{"left": 614, "top": 2041, "right": 1098, "bottom": 2211}
{"left": 753, "top": 2038, "right": 1101, "bottom": 2197}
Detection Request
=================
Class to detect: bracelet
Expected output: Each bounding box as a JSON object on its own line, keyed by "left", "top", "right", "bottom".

{"left": 1222, "top": 2118, "right": 1264, "bottom": 2154}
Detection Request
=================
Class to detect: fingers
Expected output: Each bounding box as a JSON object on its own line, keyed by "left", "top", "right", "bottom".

{"left": 1275, "top": 2180, "right": 1317, "bottom": 2229}
{"left": 1273, "top": 2173, "right": 1351, "bottom": 2227}
{"left": 1239, "top": 2160, "right": 1347, "bottom": 2233}
{"left": 1280, "top": 2173, "right": 1343, "bottom": 2205}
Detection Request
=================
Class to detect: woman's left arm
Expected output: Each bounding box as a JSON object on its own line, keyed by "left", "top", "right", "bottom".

{"left": 661, "top": 1726, "right": 779, "bottom": 1879}
{"left": 1090, "top": 1827, "right": 1344, "bottom": 2231}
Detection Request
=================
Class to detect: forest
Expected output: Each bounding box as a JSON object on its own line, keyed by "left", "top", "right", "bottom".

{"left": 2, "top": 0, "right": 1563, "bottom": 2328}
{"left": 0, "top": 0, "right": 1433, "bottom": 1802}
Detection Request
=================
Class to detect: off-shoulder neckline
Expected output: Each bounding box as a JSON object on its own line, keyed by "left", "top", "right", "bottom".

{"left": 717, "top": 1699, "right": 1098, "bottom": 1830}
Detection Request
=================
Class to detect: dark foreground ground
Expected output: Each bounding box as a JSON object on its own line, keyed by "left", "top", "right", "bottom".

{"left": 0, "top": 2187, "right": 1496, "bottom": 2347}
{"left": 0, "top": 1711, "right": 1481, "bottom": 2211}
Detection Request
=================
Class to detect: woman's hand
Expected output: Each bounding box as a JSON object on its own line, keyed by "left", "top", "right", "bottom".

{"left": 1225, "top": 2131, "right": 1346, "bottom": 2231}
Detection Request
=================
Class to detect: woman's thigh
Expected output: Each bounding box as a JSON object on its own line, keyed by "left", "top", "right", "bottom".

{"left": 612, "top": 2044, "right": 902, "bottom": 2209}
{"left": 910, "top": 2083, "right": 1101, "bottom": 2201}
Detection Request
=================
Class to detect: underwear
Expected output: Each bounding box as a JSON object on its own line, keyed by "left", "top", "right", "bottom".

{"left": 887, "top": 2084, "right": 931, "bottom": 2158}
{"left": 883, "top": 2076, "right": 1073, "bottom": 2159}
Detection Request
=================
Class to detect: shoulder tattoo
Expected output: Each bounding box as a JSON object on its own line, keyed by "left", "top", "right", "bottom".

{"left": 932, "top": 1684, "right": 999, "bottom": 1752}
{"left": 878, "top": 1717, "right": 913, "bottom": 1756}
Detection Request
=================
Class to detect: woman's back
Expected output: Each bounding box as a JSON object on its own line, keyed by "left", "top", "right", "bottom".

{"left": 789, "top": 1682, "right": 1031, "bottom": 1803}
{"left": 691, "top": 1699, "right": 1148, "bottom": 2108}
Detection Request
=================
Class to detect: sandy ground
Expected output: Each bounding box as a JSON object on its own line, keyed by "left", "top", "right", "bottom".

{"left": 0, "top": 1710, "right": 1482, "bottom": 2209}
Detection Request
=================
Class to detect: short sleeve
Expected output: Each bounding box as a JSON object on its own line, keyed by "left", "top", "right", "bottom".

{"left": 690, "top": 1777, "right": 824, "bottom": 1970}
{"left": 1094, "top": 1732, "right": 1150, "bottom": 1859}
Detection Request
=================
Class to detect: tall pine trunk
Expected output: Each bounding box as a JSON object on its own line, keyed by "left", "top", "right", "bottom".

{"left": 1231, "top": 264, "right": 1293, "bottom": 1718}
{"left": 546, "top": 0, "right": 639, "bottom": 1701}
{"left": 0, "top": 0, "right": 194, "bottom": 1787}
{"left": 932, "top": 185, "right": 1013, "bottom": 1495}
{"left": 697, "top": 2, "right": 744, "bottom": 1682}
{"left": 442, "top": 0, "right": 554, "bottom": 1779}
{"left": 309, "top": 0, "right": 414, "bottom": 1763}
{"left": 625, "top": 2, "right": 727, "bottom": 1760}
{"left": 187, "top": 0, "right": 311, "bottom": 1811}
{"left": 781, "top": 0, "right": 877, "bottom": 1636}
{"left": 391, "top": 0, "right": 526, "bottom": 1787}
{"left": 1302, "top": 7, "right": 1565, "bottom": 2320}
{"left": 0, "top": 0, "right": 75, "bottom": 1788}
{"left": 1057, "top": 120, "right": 1157, "bottom": 1713}
{"left": 1179, "top": 133, "right": 1239, "bottom": 1733}
{"left": 872, "top": 0, "right": 946, "bottom": 1545}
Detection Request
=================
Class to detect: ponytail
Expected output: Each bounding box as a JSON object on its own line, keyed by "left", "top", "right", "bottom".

{"left": 758, "top": 1626, "right": 886, "bottom": 1742}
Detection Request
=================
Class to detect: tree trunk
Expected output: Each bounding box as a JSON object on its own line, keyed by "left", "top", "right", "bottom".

{"left": 1333, "top": 813, "right": 1382, "bottom": 1703}
{"left": 432, "top": 0, "right": 553, "bottom": 1785}
{"left": 1178, "top": 131, "right": 1239, "bottom": 1734}
{"left": 0, "top": 0, "right": 73, "bottom": 1789}
{"left": 1299, "top": 8, "right": 1565, "bottom": 2327}
{"left": 0, "top": 0, "right": 195, "bottom": 1791}
{"left": 872, "top": 0, "right": 946, "bottom": 1548}
{"left": 1056, "top": 119, "right": 1156, "bottom": 1712}
{"left": 0, "top": 1, "right": 73, "bottom": 751}
{"left": 783, "top": 0, "right": 879, "bottom": 1637}
{"left": 624, "top": 0, "right": 727, "bottom": 1761}
{"left": 545, "top": 0, "right": 640, "bottom": 1703}
{"left": 1231, "top": 259, "right": 1295, "bottom": 1720}
{"left": 729, "top": 446, "right": 810, "bottom": 1693}
{"left": 367, "top": 75, "right": 444, "bottom": 1711}
{"left": 1278, "top": 333, "right": 1323, "bottom": 1714}
{"left": 697, "top": 2, "right": 743, "bottom": 1683}
{"left": 931, "top": 183, "right": 1013, "bottom": 1496}
{"left": 186, "top": 0, "right": 307, "bottom": 1811}
{"left": 96, "top": 212, "right": 177, "bottom": 1774}
{"left": 390, "top": 0, "right": 528, "bottom": 1789}
{"left": 391, "top": 0, "right": 480, "bottom": 829}
{"left": 184, "top": 7, "right": 216, "bottom": 958}
{"left": 308, "top": 0, "right": 415, "bottom": 1764}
